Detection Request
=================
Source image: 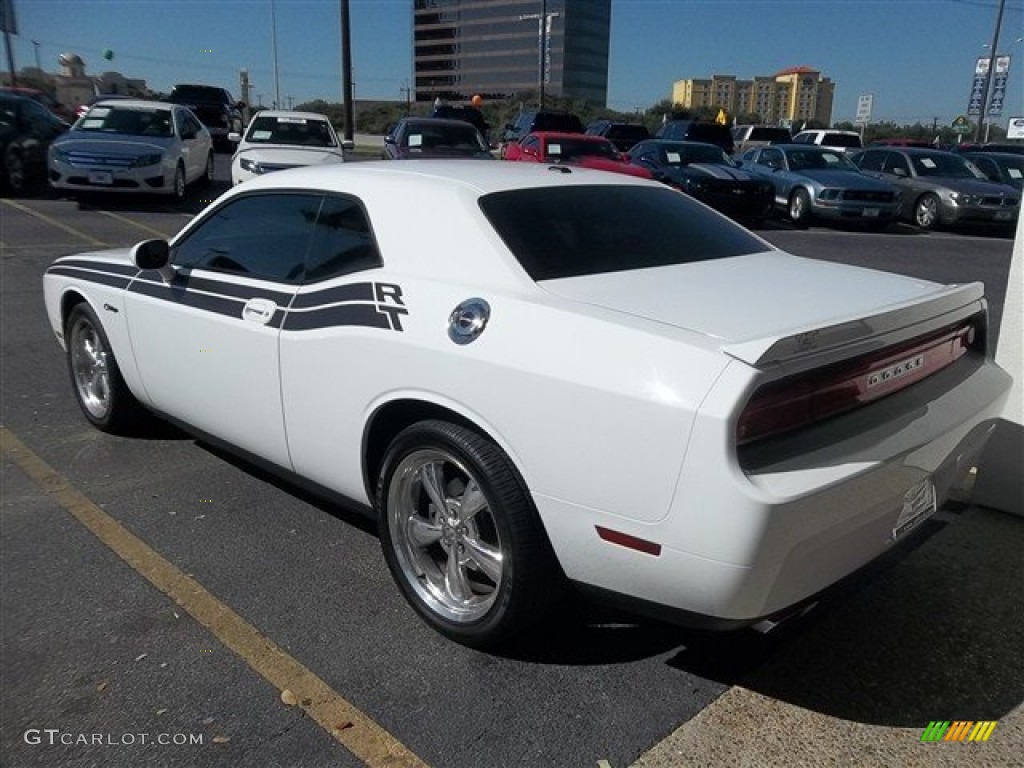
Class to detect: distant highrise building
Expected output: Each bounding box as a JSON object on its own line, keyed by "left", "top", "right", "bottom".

{"left": 672, "top": 66, "right": 835, "bottom": 126}
{"left": 413, "top": 0, "right": 611, "bottom": 105}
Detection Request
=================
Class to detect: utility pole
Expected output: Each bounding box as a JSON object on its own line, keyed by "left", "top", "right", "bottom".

{"left": 1, "top": 0, "right": 17, "bottom": 88}
{"left": 31, "top": 40, "right": 40, "bottom": 71}
{"left": 340, "top": 0, "right": 354, "bottom": 141}
{"left": 270, "top": 0, "right": 281, "bottom": 110}
{"left": 519, "top": 0, "right": 559, "bottom": 109}
{"left": 401, "top": 80, "right": 412, "bottom": 115}
{"left": 974, "top": 0, "right": 1006, "bottom": 143}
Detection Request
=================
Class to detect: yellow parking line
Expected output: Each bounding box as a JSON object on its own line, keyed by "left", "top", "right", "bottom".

{"left": 0, "top": 199, "right": 107, "bottom": 247}
{"left": 1, "top": 426, "right": 430, "bottom": 768}
{"left": 95, "top": 209, "right": 176, "bottom": 240}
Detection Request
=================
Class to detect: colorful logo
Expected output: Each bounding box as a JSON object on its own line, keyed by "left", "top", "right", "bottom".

{"left": 921, "top": 721, "right": 997, "bottom": 742}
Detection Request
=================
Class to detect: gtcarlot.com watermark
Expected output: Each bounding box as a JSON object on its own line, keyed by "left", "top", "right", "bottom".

{"left": 24, "top": 729, "right": 204, "bottom": 746}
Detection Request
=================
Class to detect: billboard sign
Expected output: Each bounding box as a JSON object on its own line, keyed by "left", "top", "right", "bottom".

{"left": 968, "top": 57, "right": 989, "bottom": 116}
{"left": 0, "top": 0, "right": 17, "bottom": 34}
{"left": 855, "top": 94, "right": 873, "bottom": 125}
{"left": 988, "top": 55, "right": 1011, "bottom": 117}
{"left": 1007, "top": 117, "right": 1024, "bottom": 140}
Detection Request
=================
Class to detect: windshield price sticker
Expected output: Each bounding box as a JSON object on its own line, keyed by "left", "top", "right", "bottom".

{"left": 277, "top": 117, "right": 307, "bottom": 124}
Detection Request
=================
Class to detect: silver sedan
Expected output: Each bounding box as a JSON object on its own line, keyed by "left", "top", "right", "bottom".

{"left": 739, "top": 144, "right": 900, "bottom": 229}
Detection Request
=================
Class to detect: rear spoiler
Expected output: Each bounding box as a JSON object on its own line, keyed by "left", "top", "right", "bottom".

{"left": 723, "top": 283, "right": 986, "bottom": 368}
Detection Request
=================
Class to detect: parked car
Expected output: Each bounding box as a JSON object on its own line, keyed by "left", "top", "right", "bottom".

{"left": 499, "top": 110, "right": 584, "bottom": 156}
{"left": 868, "top": 138, "right": 934, "bottom": 148}
{"left": 0, "top": 85, "right": 76, "bottom": 123}
{"left": 851, "top": 147, "right": 1019, "bottom": 230}
{"left": 382, "top": 117, "right": 492, "bottom": 160}
{"left": 0, "top": 93, "right": 69, "bottom": 193}
{"left": 584, "top": 120, "right": 651, "bottom": 152}
{"left": 628, "top": 139, "right": 773, "bottom": 222}
{"left": 49, "top": 99, "right": 214, "bottom": 199}
{"left": 430, "top": 104, "right": 491, "bottom": 145}
{"left": 655, "top": 120, "right": 735, "bottom": 155}
{"left": 229, "top": 110, "right": 348, "bottom": 185}
{"left": 792, "top": 129, "right": 862, "bottom": 152}
{"left": 731, "top": 124, "right": 791, "bottom": 154}
{"left": 962, "top": 151, "right": 1024, "bottom": 191}
{"left": 952, "top": 142, "right": 1024, "bottom": 156}
{"left": 740, "top": 144, "right": 901, "bottom": 228}
{"left": 503, "top": 132, "right": 652, "bottom": 179}
{"left": 42, "top": 161, "right": 1011, "bottom": 647}
{"left": 167, "top": 84, "right": 244, "bottom": 151}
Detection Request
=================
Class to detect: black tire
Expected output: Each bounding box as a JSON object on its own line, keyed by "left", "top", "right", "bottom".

{"left": 201, "top": 152, "right": 214, "bottom": 186}
{"left": 788, "top": 188, "right": 812, "bottom": 228}
{"left": 172, "top": 163, "right": 186, "bottom": 200}
{"left": 913, "top": 193, "right": 941, "bottom": 231}
{"left": 65, "top": 303, "right": 147, "bottom": 434}
{"left": 3, "top": 147, "right": 27, "bottom": 193}
{"left": 376, "top": 420, "right": 561, "bottom": 648}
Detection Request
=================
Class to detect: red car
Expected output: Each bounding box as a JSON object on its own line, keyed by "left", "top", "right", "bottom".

{"left": 503, "top": 131, "right": 652, "bottom": 179}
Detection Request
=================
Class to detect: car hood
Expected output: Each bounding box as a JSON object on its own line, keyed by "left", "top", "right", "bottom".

{"left": 798, "top": 169, "right": 891, "bottom": 188}
{"left": 664, "top": 164, "right": 759, "bottom": 183}
{"left": 539, "top": 250, "right": 951, "bottom": 353}
{"left": 54, "top": 134, "right": 174, "bottom": 154}
{"left": 913, "top": 176, "right": 1017, "bottom": 196}
{"left": 235, "top": 146, "right": 343, "bottom": 165}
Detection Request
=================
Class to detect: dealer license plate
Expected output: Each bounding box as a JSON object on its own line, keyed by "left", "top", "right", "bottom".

{"left": 993, "top": 210, "right": 1012, "bottom": 221}
{"left": 893, "top": 478, "right": 936, "bottom": 540}
{"left": 862, "top": 208, "right": 880, "bottom": 218}
{"left": 88, "top": 170, "right": 113, "bottom": 185}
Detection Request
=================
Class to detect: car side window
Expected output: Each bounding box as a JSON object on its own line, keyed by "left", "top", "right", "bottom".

{"left": 883, "top": 153, "right": 911, "bottom": 177}
{"left": 855, "top": 150, "right": 885, "bottom": 172}
{"left": 304, "top": 196, "right": 382, "bottom": 282}
{"left": 761, "top": 148, "right": 783, "bottom": 169}
{"left": 172, "top": 193, "right": 321, "bottom": 283}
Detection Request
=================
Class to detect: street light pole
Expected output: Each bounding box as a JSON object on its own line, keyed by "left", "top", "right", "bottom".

{"left": 519, "top": 0, "right": 559, "bottom": 109}
{"left": 340, "top": 0, "right": 355, "bottom": 141}
{"left": 974, "top": 0, "right": 1005, "bottom": 143}
{"left": 270, "top": 0, "right": 281, "bottom": 109}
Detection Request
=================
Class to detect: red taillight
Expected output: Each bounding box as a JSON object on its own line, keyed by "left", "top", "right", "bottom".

{"left": 737, "top": 321, "right": 975, "bottom": 445}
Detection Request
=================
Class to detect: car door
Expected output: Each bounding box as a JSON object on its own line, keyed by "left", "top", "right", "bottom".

{"left": 124, "top": 192, "right": 320, "bottom": 469}
{"left": 178, "top": 109, "right": 206, "bottom": 181}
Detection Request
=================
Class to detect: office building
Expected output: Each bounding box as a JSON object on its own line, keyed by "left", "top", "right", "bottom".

{"left": 672, "top": 66, "right": 835, "bottom": 126}
{"left": 413, "top": 0, "right": 612, "bottom": 105}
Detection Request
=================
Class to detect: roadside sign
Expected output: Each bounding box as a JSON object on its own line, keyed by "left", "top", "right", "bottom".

{"left": 988, "top": 55, "right": 1011, "bottom": 117}
{"left": 952, "top": 115, "right": 972, "bottom": 134}
{"left": 855, "top": 94, "right": 873, "bottom": 125}
{"left": 1008, "top": 117, "right": 1024, "bottom": 140}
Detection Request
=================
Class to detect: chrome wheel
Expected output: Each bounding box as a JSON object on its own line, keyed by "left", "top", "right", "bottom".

{"left": 69, "top": 314, "right": 111, "bottom": 420}
{"left": 789, "top": 188, "right": 810, "bottom": 227}
{"left": 387, "top": 448, "right": 503, "bottom": 623}
{"left": 173, "top": 164, "right": 185, "bottom": 199}
{"left": 914, "top": 194, "right": 940, "bottom": 230}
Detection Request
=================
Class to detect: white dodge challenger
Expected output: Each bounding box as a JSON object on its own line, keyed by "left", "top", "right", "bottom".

{"left": 43, "top": 161, "right": 1011, "bottom": 647}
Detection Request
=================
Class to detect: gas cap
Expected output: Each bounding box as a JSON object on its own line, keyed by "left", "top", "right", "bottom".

{"left": 448, "top": 298, "right": 490, "bottom": 345}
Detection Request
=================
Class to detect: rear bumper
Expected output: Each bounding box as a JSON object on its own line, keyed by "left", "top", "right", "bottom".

{"left": 539, "top": 355, "right": 1011, "bottom": 624}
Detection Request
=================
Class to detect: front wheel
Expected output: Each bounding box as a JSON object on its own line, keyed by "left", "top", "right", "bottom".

{"left": 377, "top": 420, "right": 561, "bottom": 648}
{"left": 172, "top": 163, "right": 186, "bottom": 200}
{"left": 788, "top": 188, "right": 812, "bottom": 228}
{"left": 65, "top": 303, "right": 147, "bottom": 433}
{"left": 913, "top": 193, "right": 941, "bottom": 230}
{"left": 201, "top": 152, "right": 214, "bottom": 186}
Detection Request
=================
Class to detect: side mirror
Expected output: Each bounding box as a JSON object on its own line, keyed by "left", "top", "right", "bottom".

{"left": 384, "top": 135, "right": 396, "bottom": 145}
{"left": 228, "top": 132, "right": 241, "bottom": 143}
{"left": 131, "top": 239, "right": 174, "bottom": 283}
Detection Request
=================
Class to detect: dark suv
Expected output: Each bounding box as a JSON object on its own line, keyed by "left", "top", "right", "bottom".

{"left": 431, "top": 105, "right": 491, "bottom": 145}
{"left": 584, "top": 120, "right": 651, "bottom": 152}
{"left": 500, "top": 111, "right": 584, "bottom": 156}
{"left": 167, "top": 84, "right": 244, "bottom": 150}
{"left": 655, "top": 120, "right": 735, "bottom": 155}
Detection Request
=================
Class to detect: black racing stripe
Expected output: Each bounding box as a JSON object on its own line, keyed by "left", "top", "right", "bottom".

{"left": 290, "top": 282, "right": 374, "bottom": 309}
{"left": 50, "top": 259, "right": 140, "bottom": 276}
{"left": 134, "top": 270, "right": 295, "bottom": 305}
{"left": 46, "top": 266, "right": 132, "bottom": 289}
{"left": 283, "top": 303, "right": 390, "bottom": 331}
{"left": 128, "top": 279, "right": 246, "bottom": 319}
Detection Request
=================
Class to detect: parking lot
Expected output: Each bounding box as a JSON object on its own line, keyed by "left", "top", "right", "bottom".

{"left": 2, "top": 156, "right": 1022, "bottom": 767}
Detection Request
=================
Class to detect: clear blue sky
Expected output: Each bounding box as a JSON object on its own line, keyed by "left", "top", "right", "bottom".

{"left": 7, "top": 0, "right": 1024, "bottom": 127}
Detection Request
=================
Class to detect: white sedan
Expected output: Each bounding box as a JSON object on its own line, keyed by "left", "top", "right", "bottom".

{"left": 43, "top": 162, "right": 1011, "bottom": 647}
{"left": 229, "top": 110, "right": 348, "bottom": 185}
{"left": 49, "top": 99, "right": 213, "bottom": 199}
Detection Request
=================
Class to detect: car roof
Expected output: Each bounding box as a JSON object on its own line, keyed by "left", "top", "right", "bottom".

{"left": 531, "top": 131, "right": 610, "bottom": 141}
{"left": 399, "top": 117, "right": 478, "bottom": 128}
{"left": 249, "top": 110, "right": 331, "bottom": 121}
{"left": 90, "top": 99, "right": 177, "bottom": 110}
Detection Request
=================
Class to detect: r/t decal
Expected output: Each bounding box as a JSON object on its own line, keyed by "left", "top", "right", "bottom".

{"left": 375, "top": 282, "right": 409, "bottom": 331}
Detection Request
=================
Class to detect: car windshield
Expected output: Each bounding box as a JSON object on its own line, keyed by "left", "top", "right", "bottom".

{"left": 171, "top": 86, "right": 224, "bottom": 102}
{"left": 659, "top": 143, "right": 731, "bottom": 166}
{"left": 823, "top": 133, "right": 861, "bottom": 148}
{"left": 479, "top": 185, "right": 765, "bottom": 281}
{"left": 245, "top": 115, "right": 336, "bottom": 147}
{"left": 403, "top": 123, "right": 487, "bottom": 151}
{"left": 545, "top": 138, "right": 617, "bottom": 161}
{"left": 912, "top": 152, "right": 979, "bottom": 178}
{"left": 785, "top": 148, "right": 856, "bottom": 171}
{"left": 76, "top": 106, "right": 173, "bottom": 137}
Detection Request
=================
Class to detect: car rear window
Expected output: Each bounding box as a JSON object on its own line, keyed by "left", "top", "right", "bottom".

{"left": 479, "top": 185, "right": 764, "bottom": 281}
{"left": 823, "top": 132, "right": 862, "bottom": 148}
{"left": 605, "top": 124, "right": 650, "bottom": 142}
{"left": 686, "top": 123, "right": 733, "bottom": 145}
{"left": 748, "top": 127, "right": 791, "bottom": 143}
{"left": 171, "top": 86, "right": 226, "bottom": 102}
{"left": 532, "top": 113, "right": 584, "bottom": 133}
